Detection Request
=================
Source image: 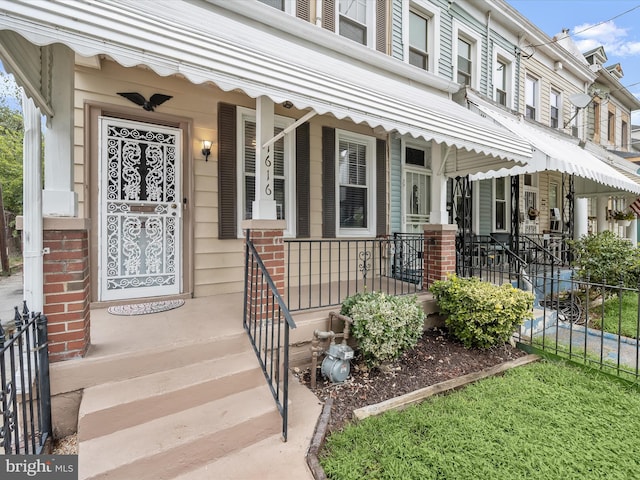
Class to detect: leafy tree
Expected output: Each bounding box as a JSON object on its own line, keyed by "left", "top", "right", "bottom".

{"left": 0, "top": 105, "right": 23, "bottom": 216}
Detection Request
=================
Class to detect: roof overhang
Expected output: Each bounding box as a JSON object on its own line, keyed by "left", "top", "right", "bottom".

{"left": 0, "top": 0, "right": 532, "bottom": 166}
{"left": 468, "top": 96, "right": 640, "bottom": 195}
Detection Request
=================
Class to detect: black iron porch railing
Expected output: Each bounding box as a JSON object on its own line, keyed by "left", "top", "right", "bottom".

{"left": 285, "top": 233, "right": 424, "bottom": 311}
{"left": 0, "top": 303, "right": 52, "bottom": 454}
{"left": 243, "top": 232, "right": 296, "bottom": 442}
{"left": 456, "top": 232, "right": 569, "bottom": 287}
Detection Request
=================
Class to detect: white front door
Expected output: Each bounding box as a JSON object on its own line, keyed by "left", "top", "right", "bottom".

{"left": 98, "top": 117, "right": 182, "bottom": 301}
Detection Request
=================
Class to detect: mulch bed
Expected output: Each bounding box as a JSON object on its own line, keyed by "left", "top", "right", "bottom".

{"left": 295, "top": 327, "right": 527, "bottom": 435}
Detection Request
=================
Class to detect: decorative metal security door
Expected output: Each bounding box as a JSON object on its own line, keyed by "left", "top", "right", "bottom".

{"left": 98, "top": 117, "right": 182, "bottom": 301}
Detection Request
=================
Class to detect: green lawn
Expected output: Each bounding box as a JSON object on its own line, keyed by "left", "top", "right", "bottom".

{"left": 320, "top": 360, "right": 640, "bottom": 480}
{"left": 591, "top": 291, "right": 639, "bottom": 339}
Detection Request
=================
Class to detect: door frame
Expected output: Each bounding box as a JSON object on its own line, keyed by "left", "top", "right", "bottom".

{"left": 87, "top": 103, "right": 194, "bottom": 305}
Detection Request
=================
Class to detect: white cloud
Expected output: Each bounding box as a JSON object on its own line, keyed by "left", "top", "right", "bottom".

{"left": 572, "top": 20, "right": 640, "bottom": 57}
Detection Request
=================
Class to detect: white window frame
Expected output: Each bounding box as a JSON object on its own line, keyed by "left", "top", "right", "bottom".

{"left": 493, "top": 177, "right": 509, "bottom": 232}
{"left": 335, "top": 129, "right": 376, "bottom": 237}
{"left": 492, "top": 45, "right": 513, "bottom": 108}
{"left": 257, "top": 0, "right": 296, "bottom": 14}
{"left": 525, "top": 73, "right": 539, "bottom": 121}
{"left": 550, "top": 88, "right": 561, "bottom": 129}
{"left": 452, "top": 21, "right": 482, "bottom": 89}
{"left": 236, "top": 106, "right": 296, "bottom": 238}
{"left": 401, "top": 138, "right": 432, "bottom": 233}
{"left": 403, "top": 0, "right": 440, "bottom": 74}
{"left": 336, "top": 0, "right": 375, "bottom": 48}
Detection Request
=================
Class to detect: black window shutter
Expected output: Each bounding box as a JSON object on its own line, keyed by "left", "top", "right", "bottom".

{"left": 296, "top": 122, "right": 311, "bottom": 238}
{"left": 218, "top": 103, "right": 237, "bottom": 239}
{"left": 322, "top": 126, "right": 336, "bottom": 238}
{"left": 376, "top": 138, "right": 387, "bottom": 236}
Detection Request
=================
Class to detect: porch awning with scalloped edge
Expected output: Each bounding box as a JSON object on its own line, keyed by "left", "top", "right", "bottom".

{"left": 0, "top": 0, "right": 533, "bottom": 174}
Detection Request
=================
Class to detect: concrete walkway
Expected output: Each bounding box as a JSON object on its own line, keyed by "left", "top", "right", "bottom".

{"left": 534, "top": 319, "right": 640, "bottom": 373}
{"left": 0, "top": 270, "right": 23, "bottom": 328}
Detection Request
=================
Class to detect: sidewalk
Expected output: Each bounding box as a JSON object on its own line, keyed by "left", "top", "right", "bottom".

{"left": 0, "top": 270, "right": 23, "bottom": 328}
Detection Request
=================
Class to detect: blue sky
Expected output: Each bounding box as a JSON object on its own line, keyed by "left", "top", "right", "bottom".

{"left": 508, "top": 0, "right": 640, "bottom": 122}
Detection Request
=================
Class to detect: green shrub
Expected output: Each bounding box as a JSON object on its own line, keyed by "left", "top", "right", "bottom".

{"left": 430, "top": 274, "right": 534, "bottom": 349}
{"left": 341, "top": 292, "right": 425, "bottom": 367}
{"left": 568, "top": 230, "right": 640, "bottom": 288}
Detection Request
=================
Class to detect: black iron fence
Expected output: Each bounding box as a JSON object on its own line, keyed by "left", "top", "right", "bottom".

{"left": 515, "top": 271, "right": 640, "bottom": 382}
{"left": 243, "top": 233, "right": 296, "bottom": 442}
{"left": 285, "top": 233, "right": 425, "bottom": 311}
{"left": 0, "top": 303, "right": 52, "bottom": 454}
{"left": 456, "top": 233, "right": 640, "bottom": 382}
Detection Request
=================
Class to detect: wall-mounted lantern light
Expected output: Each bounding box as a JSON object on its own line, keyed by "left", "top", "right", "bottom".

{"left": 202, "top": 140, "right": 212, "bottom": 162}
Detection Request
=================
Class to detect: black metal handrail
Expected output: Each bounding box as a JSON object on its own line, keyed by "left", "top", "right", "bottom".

{"left": 285, "top": 234, "right": 424, "bottom": 311}
{"left": 243, "top": 232, "right": 296, "bottom": 442}
{"left": 0, "top": 303, "right": 52, "bottom": 454}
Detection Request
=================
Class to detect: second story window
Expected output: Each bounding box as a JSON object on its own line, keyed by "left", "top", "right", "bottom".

{"left": 339, "top": 0, "right": 368, "bottom": 45}
{"left": 550, "top": 89, "right": 560, "bottom": 128}
{"left": 525, "top": 75, "right": 538, "bottom": 120}
{"left": 457, "top": 38, "right": 472, "bottom": 86}
{"left": 494, "top": 60, "right": 507, "bottom": 106}
{"left": 409, "top": 9, "right": 429, "bottom": 70}
{"left": 258, "top": 0, "right": 285, "bottom": 9}
{"left": 593, "top": 100, "right": 601, "bottom": 137}
{"left": 608, "top": 111, "right": 615, "bottom": 142}
{"left": 622, "top": 120, "right": 629, "bottom": 150}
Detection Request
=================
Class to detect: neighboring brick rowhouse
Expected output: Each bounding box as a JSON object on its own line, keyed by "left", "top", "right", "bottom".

{"left": 423, "top": 224, "right": 457, "bottom": 289}
{"left": 43, "top": 229, "right": 90, "bottom": 361}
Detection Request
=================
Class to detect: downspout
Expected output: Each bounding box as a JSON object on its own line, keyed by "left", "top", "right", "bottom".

{"left": 22, "top": 91, "right": 44, "bottom": 312}
{"left": 315, "top": 0, "right": 322, "bottom": 26}
{"left": 486, "top": 10, "right": 491, "bottom": 98}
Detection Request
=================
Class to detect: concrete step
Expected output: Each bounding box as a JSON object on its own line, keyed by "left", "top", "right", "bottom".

{"left": 171, "top": 378, "right": 321, "bottom": 480}
{"left": 78, "top": 350, "right": 264, "bottom": 441}
{"left": 79, "top": 385, "right": 281, "bottom": 480}
{"left": 51, "top": 332, "right": 251, "bottom": 395}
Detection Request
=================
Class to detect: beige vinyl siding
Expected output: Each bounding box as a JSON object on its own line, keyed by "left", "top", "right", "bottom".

{"left": 74, "top": 60, "right": 384, "bottom": 298}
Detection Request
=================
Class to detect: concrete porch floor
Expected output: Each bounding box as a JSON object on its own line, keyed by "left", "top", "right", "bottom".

{"left": 51, "top": 294, "right": 323, "bottom": 479}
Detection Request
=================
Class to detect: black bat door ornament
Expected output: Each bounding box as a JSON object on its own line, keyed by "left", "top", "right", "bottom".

{"left": 117, "top": 92, "right": 173, "bottom": 111}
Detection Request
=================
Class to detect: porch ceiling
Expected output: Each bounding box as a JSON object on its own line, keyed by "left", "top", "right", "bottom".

{"left": 0, "top": 0, "right": 532, "bottom": 167}
{"left": 470, "top": 102, "right": 640, "bottom": 195}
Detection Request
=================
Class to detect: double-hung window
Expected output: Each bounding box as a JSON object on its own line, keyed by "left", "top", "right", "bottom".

{"left": 409, "top": 9, "right": 429, "bottom": 70}
{"left": 337, "top": 130, "right": 375, "bottom": 236}
{"left": 622, "top": 120, "right": 629, "bottom": 149}
{"left": 525, "top": 75, "right": 538, "bottom": 120}
{"left": 457, "top": 38, "right": 472, "bottom": 86}
{"left": 339, "top": 0, "right": 369, "bottom": 45}
{"left": 494, "top": 177, "right": 507, "bottom": 231}
{"left": 238, "top": 108, "right": 295, "bottom": 236}
{"left": 550, "top": 89, "right": 560, "bottom": 128}
{"left": 494, "top": 60, "right": 507, "bottom": 106}
{"left": 608, "top": 111, "right": 615, "bottom": 142}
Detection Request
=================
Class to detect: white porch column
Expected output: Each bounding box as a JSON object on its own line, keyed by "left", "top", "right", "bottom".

{"left": 596, "top": 196, "right": 609, "bottom": 233}
{"left": 429, "top": 143, "right": 450, "bottom": 224}
{"left": 43, "top": 44, "right": 77, "bottom": 217}
{"left": 627, "top": 220, "right": 637, "bottom": 244}
{"left": 574, "top": 197, "right": 588, "bottom": 239}
{"left": 22, "top": 92, "right": 43, "bottom": 312}
{"left": 252, "top": 96, "right": 277, "bottom": 219}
